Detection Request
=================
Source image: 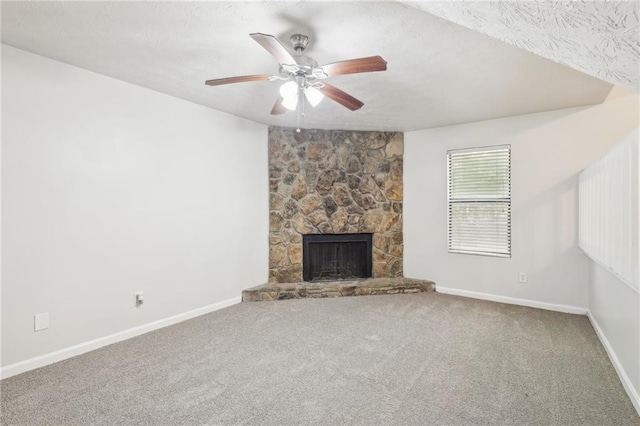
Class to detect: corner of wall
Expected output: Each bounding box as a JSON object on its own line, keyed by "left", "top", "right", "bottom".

{"left": 587, "top": 307, "right": 640, "bottom": 416}
{"left": 605, "top": 86, "right": 636, "bottom": 103}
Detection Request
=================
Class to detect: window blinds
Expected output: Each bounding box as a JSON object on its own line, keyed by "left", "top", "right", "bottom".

{"left": 578, "top": 131, "right": 639, "bottom": 291}
{"left": 447, "top": 145, "right": 511, "bottom": 257}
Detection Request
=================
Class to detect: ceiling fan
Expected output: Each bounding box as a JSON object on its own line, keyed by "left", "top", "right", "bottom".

{"left": 205, "top": 33, "right": 387, "bottom": 115}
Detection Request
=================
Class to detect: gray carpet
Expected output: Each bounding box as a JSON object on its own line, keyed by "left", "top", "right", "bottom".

{"left": 2, "top": 292, "right": 639, "bottom": 425}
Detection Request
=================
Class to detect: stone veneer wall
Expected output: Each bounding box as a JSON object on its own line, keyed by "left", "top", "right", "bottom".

{"left": 268, "top": 127, "right": 404, "bottom": 284}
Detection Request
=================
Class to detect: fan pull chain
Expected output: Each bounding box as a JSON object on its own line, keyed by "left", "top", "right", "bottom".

{"left": 296, "top": 85, "right": 302, "bottom": 133}
{"left": 301, "top": 87, "right": 306, "bottom": 118}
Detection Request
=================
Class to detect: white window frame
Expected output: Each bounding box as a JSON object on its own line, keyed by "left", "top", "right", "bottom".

{"left": 447, "top": 145, "right": 511, "bottom": 258}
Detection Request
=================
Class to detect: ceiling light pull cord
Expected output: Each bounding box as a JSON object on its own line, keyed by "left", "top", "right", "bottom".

{"left": 301, "top": 85, "right": 306, "bottom": 118}
{"left": 296, "top": 85, "right": 302, "bottom": 133}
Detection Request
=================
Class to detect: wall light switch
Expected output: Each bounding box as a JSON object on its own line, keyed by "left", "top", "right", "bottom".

{"left": 519, "top": 272, "right": 528, "bottom": 283}
{"left": 34, "top": 312, "right": 49, "bottom": 331}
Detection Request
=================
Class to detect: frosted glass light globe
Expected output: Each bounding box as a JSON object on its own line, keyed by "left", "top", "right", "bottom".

{"left": 279, "top": 81, "right": 299, "bottom": 111}
{"left": 304, "top": 86, "right": 324, "bottom": 107}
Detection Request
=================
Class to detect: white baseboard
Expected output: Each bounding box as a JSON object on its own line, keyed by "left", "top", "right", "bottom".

{"left": 587, "top": 311, "right": 640, "bottom": 416}
{"left": 0, "top": 296, "right": 241, "bottom": 380}
{"left": 435, "top": 286, "right": 588, "bottom": 315}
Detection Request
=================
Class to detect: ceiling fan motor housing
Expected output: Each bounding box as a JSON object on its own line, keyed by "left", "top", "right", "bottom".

{"left": 280, "top": 55, "right": 318, "bottom": 75}
{"left": 286, "top": 35, "right": 329, "bottom": 80}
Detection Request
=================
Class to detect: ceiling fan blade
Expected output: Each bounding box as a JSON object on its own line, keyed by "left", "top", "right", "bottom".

{"left": 249, "top": 33, "right": 296, "bottom": 65}
{"left": 318, "top": 83, "right": 364, "bottom": 111}
{"left": 205, "top": 75, "right": 270, "bottom": 86}
{"left": 320, "top": 56, "right": 387, "bottom": 78}
{"left": 271, "top": 96, "right": 286, "bottom": 115}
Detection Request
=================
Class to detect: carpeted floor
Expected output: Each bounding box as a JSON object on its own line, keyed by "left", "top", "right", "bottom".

{"left": 2, "top": 292, "right": 639, "bottom": 425}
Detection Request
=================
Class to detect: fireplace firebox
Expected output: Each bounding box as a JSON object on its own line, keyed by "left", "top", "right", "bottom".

{"left": 302, "top": 234, "right": 373, "bottom": 282}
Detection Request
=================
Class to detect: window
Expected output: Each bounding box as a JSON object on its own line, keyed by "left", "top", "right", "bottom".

{"left": 447, "top": 145, "right": 511, "bottom": 257}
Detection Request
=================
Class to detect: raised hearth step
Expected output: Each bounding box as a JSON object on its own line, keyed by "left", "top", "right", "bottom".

{"left": 242, "top": 277, "right": 435, "bottom": 302}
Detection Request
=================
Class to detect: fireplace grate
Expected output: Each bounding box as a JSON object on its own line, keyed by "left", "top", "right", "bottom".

{"left": 302, "top": 234, "right": 372, "bottom": 282}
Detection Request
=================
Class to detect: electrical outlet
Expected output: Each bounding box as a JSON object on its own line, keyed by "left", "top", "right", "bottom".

{"left": 519, "top": 272, "right": 528, "bottom": 283}
{"left": 34, "top": 312, "right": 49, "bottom": 331}
{"left": 135, "top": 292, "right": 144, "bottom": 306}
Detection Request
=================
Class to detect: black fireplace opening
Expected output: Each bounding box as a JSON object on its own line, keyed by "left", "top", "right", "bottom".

{"left": 302, "top": 233, "right": 373, "bottom": 282}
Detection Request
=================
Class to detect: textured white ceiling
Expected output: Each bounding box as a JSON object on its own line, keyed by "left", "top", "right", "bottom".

{"left": 403, "top": 0, "right": 640, "bottom": 92}
{"left": 1, "top": 1, "right": 614, "bottom": 131}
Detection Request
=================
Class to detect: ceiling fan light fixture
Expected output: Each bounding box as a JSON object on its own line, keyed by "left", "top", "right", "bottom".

{"left": 205, "top": 33, "right": 386, "bottom": 116}
{"left": 279, "top": 81, "right": 298, "bottom": 99}
{"left": 304, "top": 86, "right": 324, "bottom": 107}
{"left": 280, "top": 81, "right": 299, "bottom": 111}
{"left": 281, "top": 95, "right": 298, "bottom": 111}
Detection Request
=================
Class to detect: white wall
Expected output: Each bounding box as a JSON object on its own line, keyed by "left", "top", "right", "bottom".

{"left": 404, "top": 90, "right": 639, "bottom": 310}
{"left": 585, "top": 120, "right": 640, "bottom": 411}
{"left": 588, "top": 261, "right": 640, "bottom": 409}
{"left": 404, "top": 89, "right": 640, "bottom": 411}
{"left": 1, "top": 45, "right": 269, "bottom": 369}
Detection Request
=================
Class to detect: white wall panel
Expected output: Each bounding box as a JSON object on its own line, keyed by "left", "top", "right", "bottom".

{"left": 579, "top": 129, "right": 639, "bottom": 292}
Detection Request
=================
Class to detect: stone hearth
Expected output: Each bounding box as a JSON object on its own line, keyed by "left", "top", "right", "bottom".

{"left": 243, "top": 278, "right": 436, "bottom": 302}
{"left": 268, "top": 127, "right": 404, "bottom": 284}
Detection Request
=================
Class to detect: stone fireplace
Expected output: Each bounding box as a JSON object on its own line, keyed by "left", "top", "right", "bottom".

{"left": 268, "top": 127, "right": 403, "bottom": 284}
